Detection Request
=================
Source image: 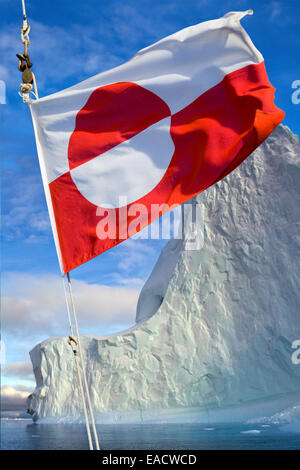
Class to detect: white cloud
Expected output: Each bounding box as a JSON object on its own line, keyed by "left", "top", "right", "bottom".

{"left": 112, "top": 275, "right": 145, "bottom": 289}
{"left": 107, "top": 2, "right": 171, "bottom": 46}
{"left": 116, "top": 238, "right": 155, "bottom": 272}
{"left": 2, "top": 272, "right": 139, "bottom": 340}
{"left": 264, "top": 1, "right": 296, "bottom": 26}
{"left": 268, "top": 1, "right": 283, "bottom": 21}
{"left": 0, "top": 64, "right": 9, "bottom": 81}
{"left": 2, "top": 362, "right": 34, "bottom": 380}
{"left": 0, "top": 385, "right": 31, "bottom": 409}
{"left": 2, "top": 164, "right": 51, "bottom": 243}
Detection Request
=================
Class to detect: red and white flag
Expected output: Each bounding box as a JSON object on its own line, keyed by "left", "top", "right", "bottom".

{"left": 30, "top": 10, "right": 284, "bottom": 274}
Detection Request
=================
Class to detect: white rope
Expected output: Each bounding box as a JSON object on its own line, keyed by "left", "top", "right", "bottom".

{"left": 32, "top": 73, "right": 39, "bottom": 99}
{"left": 62, "top": 276, "right": 74, "bottom": 337}
{"left": 62, "top": 276, "right": 94, "bottom": 451}
{"left": 18, "top": 0, "right": 39, "bottom": 101}
{"left": 69, "top": 342, "right": 94, "bottom": 450}
{"left": 67, "top": 273, "right": 101, "bottom": 450}
{"left": 21, "top": 0, "right": 27, "bottom": 20}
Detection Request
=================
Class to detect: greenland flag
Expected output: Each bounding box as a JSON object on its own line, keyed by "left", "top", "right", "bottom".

{"left": 30, "top": 10, "right": 284, "bottom": 274}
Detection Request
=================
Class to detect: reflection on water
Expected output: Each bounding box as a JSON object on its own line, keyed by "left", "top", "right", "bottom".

{"left": 1, "top": 419, "right": 300, "bottom": 450}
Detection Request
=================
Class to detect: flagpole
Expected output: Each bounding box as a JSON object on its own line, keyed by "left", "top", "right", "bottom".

{"left": 66, "top": 272, "right": 100, "bottom": 450}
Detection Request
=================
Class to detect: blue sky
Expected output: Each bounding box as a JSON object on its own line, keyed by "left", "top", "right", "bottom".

{"left": 1, "top": 0, "right": 299, "bottom": 401}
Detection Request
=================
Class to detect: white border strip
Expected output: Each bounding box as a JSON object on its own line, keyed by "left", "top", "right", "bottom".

{"left": 29, "top": 103, "right": 64, "bottom": 274}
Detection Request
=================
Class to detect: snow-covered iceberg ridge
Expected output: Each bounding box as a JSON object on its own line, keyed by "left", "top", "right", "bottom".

{"left": 28, "top": 125, "right": 300, "bottom": 423}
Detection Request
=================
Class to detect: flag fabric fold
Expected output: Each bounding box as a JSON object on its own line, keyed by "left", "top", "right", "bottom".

{"left": 29, "top": 10, "right": 284, "bottom": 274}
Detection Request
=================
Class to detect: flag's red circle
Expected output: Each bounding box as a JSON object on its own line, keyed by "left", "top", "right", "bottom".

{"left": 68, "top": 82, "right": 171, "bottom": 171}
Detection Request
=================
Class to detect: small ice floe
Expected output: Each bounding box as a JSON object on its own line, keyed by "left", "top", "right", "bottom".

{"left": 240, "top": 429, "right": 261, "bottom": 434}
{"left": 260, "top": 425, "right": 271, "bottom": 428}
{"left": 203, "top": 427, "right": 215, "bottom": 431}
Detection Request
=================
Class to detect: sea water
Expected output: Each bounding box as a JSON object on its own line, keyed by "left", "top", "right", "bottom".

{"left": 1, "top": 413, "right": 299, "bottom": 450}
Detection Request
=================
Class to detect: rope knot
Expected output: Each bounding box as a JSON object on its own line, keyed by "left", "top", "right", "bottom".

{"left": 21, "top": 24, "right": 31, "bottom": 44}
{"left": 17, "top": 5, "right": 38, "bottom": 101}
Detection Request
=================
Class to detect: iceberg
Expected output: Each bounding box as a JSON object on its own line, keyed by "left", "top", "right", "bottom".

{"left": 27, "top": 125, "right": 300, "bottom": 423}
